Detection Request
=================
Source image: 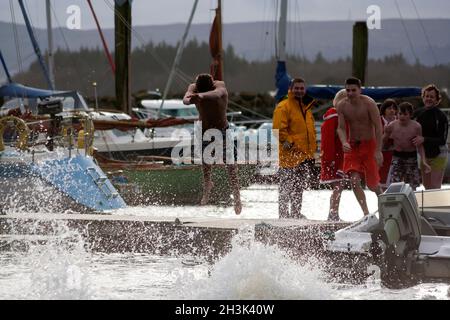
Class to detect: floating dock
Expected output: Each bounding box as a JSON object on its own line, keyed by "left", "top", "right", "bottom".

{"left": 0, "top": 213, "right": 348, "bottom": 259}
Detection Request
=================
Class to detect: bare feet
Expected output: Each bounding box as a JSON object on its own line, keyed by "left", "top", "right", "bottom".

{"left": 200, "top": 181, "right": 214, "bottom": 205}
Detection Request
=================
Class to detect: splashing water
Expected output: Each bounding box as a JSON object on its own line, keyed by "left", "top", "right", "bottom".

{"left": 8, "top": 221, "right": 94, "bottom": 300}
{"left": 171, "top": 226, "right": 336, "bottom": 300}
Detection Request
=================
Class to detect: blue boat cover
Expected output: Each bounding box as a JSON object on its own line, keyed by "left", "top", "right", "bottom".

{"left": 274, "top": 60, "right": 421, "bottom": 101}
{"left": 0, "top": 82, "right": 55, "bottom": 98}
{"left": 275, "top": 61, "right": 291, "bottom": 102}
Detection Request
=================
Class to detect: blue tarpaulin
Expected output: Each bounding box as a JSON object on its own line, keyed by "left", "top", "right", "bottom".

{"left": 274, "top": 60, "right": 421, "bottom": 101}
{"left": 275, "top": 61, "right": 291, "bottom": 102}
{"left": 0, "top": 82, "right": 55, "bottom": 98}
{"left": 307, "top": 85, "right": 422, "bottom": 100}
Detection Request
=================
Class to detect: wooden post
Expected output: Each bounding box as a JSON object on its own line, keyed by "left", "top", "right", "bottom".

{"left": 114, "top": 0, "right": 132, "bottom": 114}
{"left": 352, "top": 21, "right": 368, "bottom": 85}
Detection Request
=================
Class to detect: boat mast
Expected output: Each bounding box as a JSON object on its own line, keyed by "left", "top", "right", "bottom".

{"left": 45, "top": 0, "right": 55, "bottom": 89}
{"left": 18, "top": 0, "right": 54, "bottom": 90}
{"left": 274, "top": 0, "right": 290, "bottom": 102}
{"left": 157, "top": 0, "right": 199, "bottom": 118}
{"left": 277, "top": 0, "right": 287, "bottom": 62}
{"left": 115, "top": 0, "right": 132, "bottom": 115}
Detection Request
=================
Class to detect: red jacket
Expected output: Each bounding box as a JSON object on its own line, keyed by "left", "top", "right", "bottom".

{"left": 320, "top": 107, "right": 345, "bottom": 182}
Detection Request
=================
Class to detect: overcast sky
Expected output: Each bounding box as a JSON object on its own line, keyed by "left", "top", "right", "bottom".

{"left": 1, "top": 0, "right": 449, "bottom": 30}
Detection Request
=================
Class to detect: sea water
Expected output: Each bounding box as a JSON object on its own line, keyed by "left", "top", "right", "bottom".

{"left": 0, "top": 184, "right": 449, "bottom": 300}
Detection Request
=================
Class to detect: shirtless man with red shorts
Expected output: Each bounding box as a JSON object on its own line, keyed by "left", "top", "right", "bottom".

{"left": 336, "top": 77, "right": 383, "bottom": 216}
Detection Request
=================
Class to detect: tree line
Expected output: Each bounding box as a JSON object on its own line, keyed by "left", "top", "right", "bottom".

{"left": 11, "top": 39, "right": 450, "bottom": 118}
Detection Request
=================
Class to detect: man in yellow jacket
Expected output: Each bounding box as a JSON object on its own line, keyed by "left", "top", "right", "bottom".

{"left": 273, "top": 78, "right": 317, "bottom": 218}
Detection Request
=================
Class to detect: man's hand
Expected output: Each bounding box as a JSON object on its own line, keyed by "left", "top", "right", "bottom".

{"left": 342, "top": 142, "right": 351, "bottom": 153}
{"left": 375, "top": 151, "right": 383, "bottom": 167}
{"left": 186, "top": 93, "right": 203, "bottom": 104}
{"left": 412, "top": 135, "right": 424, "bottom": 146}
{"left": 422, "top": 161, "right": 431, "bottom": 174}
{"left": 282, "top": 141, "right": 293, "bottom": 150}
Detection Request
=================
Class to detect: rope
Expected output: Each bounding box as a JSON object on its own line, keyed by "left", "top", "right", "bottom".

{"left": 101, "top": 0, "right": 271, "bottom": 120}
{"left": 294, "top": 0, "right": 306, "bottom": 68}
{"left": 394, "top": 0, "right": 426, "bottom": 82}
{"left": 10, "top": 0, "right": 23, "bottom": 75}
{"left": 50, "top": 3, "right": 71, "bottom": 51}
{"left": 410, "top": 0, "right": 439, "bottom": 66}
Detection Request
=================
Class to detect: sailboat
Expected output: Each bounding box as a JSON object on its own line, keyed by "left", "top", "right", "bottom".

{"left": 0, "top": 83, "right": 126, "bottom": 213}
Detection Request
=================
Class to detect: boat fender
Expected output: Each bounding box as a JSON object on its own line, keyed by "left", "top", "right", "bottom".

{"left": 77, "top": 129, "right": 85, "bottom": 149}
{"left": 0, "top": 116, "right": 30, "bottom": 151}
{"left": 77, "top": 118, "right": 95, "bottom": 155}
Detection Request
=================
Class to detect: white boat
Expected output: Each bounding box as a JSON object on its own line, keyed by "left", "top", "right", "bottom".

{"left": 325, "top": 182, "right": 450, "bottom": 288}
{"left": 91, "top": 109, "right": 193, "bottom": 160}
{"left": 0, "top": 84, "right": 127, "bottom": 213}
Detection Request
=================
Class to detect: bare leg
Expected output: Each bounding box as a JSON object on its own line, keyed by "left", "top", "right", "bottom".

{"left": 278, "top": 168, "right": 290, "bottom": 218}
{"left": 422, "top": 170, "right": 432, "bottom": 190}
{"left": 429, "top": 169, "right": 445, "bottom": 189}
{"left": 200, "top": 164, "right": 213, "bottom": 205}
{"left": 368, "top": 184, "right": 383, "bottom": 196}
{"left": 226, "top": 164, "right": 242, "bottom": 215}
{"left": 350, "top": 172, "right": 369, "bottom": 215}
{"left": 328, "top": 181, "right": 344, "bottom": 220}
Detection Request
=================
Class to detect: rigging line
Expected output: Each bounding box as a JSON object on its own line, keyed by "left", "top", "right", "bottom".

{"left": 295, "top": 0, "right": 306, "bottom": 67}
{"left": 258, "top": 0, "right": 265, "bottom": 60}
{"left": 105, "top": 0, "right": 191, "bottom": 89}
{"left": 393, "top": 0, "right": 426, "bottom": 83}
{"left": 228, "top": 100, "right": 271, "bottom": 119}
{"left": 102, "top": 0, "right": 173, "bottom": 76}
{"left": 274, "top": 0, "right": 279, "bottom": 59}
{"left": 410, "top": 0, "right": 439, "bottom": 66}
{"left": 8, "top": 51, "right": 35, "bottom": 73}
{"left": 103, "top": 0, "right": 266, "bottom": 117}
{"left": 50, "top": 2, "right": 71, "bottom": 51}
{"left": 23, "top": 0, "right": 41, "bottom": 44}
{"left": 261, "top": 0, "right": 271, "bottom": 61}
{"left": 10, "top": 0, "right": 23, "bottom": 75}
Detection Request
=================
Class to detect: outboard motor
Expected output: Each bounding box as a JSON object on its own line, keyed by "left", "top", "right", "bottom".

{"left": 38, "top": 99, "right": 63, "bottom": 151}
{"left": 370, "top": 182, "right": 422, "bottom": 286}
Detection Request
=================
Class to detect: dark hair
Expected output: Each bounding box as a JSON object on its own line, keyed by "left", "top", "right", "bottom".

{"left": 380, "top": 99, "right": 398, "bottom": 116}
{"left": 289, "top": 77, "right": 306, "bottom": 88}
{"left": 195, "top": 73, "right": 214, "bottom": 93}
{"left": 345, "top": 77, "right": 362, "bottom": 87}
{"left": 422, "top": 84, "right": 442, "bottom": 102}
{"left": 398, "top": 102, "right": 414, "bottom": 115}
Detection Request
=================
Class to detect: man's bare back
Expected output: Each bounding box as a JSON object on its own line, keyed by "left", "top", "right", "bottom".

{"left": 384, "top": 120, "right": 421, "bottom": 152}
{"left": 183, "top": 80, "right": 228, "bottom": 131}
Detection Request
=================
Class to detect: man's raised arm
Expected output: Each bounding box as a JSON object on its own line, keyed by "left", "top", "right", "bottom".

{"left": 196, "top": 81, "right": 228, "bottom": 101}
{"left": 183, "top": 83, "right": 197, "bottom": 105}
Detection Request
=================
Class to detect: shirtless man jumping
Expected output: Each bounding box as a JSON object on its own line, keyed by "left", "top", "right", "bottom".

{"left": 336, "top": 77, "right": 383, "bottom": 216}
{"left": 183, "top": 73, "right": 242, "bottom": 215}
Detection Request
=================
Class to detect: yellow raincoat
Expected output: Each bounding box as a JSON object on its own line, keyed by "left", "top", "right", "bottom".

{"left": 273, "top": 92, "right": 317, "bottom": 168}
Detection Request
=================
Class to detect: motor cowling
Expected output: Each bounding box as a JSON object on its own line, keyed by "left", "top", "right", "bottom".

{"left": 371, "top": 182, "right": 422, "bottom": 287}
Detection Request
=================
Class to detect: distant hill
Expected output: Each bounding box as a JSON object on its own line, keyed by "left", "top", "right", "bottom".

{"left": 1, "top": 19, "right": 450, "bottom": 77}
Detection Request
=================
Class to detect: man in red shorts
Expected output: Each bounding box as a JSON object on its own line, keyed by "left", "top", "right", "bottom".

{"left": 336, "top": 77, "right": 383, "bottom": 216}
